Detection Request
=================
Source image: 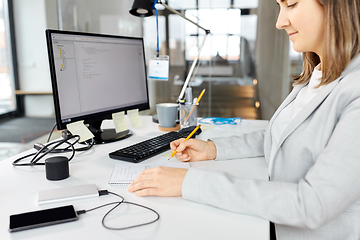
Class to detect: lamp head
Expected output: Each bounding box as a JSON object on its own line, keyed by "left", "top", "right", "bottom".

{"left": 129, "top": 0, "right": 155, "bottom": 17}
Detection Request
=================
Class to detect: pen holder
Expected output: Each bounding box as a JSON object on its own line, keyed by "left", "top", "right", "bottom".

{"left": 179, "top": 103, "right": 198, "bottom": 129}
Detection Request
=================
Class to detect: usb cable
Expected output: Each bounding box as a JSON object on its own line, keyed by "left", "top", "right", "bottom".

{"left": 76, "top": 190, "right": 160, "bottom": 230}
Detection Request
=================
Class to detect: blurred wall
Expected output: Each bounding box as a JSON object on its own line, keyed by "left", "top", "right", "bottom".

{"left": 13, "top": 0, "right": 55, "bottom": 117}
{"left": 256, "top": 0, "right": 291, "bottom": 120}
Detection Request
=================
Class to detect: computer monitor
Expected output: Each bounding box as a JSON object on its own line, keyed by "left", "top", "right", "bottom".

{"left": 45, "top": 29, "right": 149, "bottom": 144}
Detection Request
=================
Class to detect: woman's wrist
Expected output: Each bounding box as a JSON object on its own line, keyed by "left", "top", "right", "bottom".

{"left": 207, "top": 140, "right": 217, "bottom": 160}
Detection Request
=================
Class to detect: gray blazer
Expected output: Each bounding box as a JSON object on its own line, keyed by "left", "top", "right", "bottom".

{"left": 182, "top": 53, "right": 360, "bottom": 240}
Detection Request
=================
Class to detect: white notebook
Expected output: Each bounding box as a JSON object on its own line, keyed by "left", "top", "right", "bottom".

{"left": 108, "top": 162, "right": 190, "bottom": 186}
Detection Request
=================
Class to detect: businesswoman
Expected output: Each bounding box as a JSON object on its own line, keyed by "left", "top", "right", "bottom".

{"left": 128, "top": 0, "right": 360, "bottom": 239}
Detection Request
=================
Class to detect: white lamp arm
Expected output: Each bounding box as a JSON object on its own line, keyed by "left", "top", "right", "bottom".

{"left": 157, "top": 2, "right": 210, "bottom": 33}
{"left": 178, "top": 34, "right": 208, "bottom": 101}
{"left": 156, "top": 1, "right": 210, "bottom": 101}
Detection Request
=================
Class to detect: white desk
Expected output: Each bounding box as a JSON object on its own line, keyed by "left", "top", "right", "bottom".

{"left": 0, "top": 116, "right": 269, "bottom": 240}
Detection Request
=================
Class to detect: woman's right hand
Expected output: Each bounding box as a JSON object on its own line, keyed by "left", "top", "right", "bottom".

{"left": 170, "top": 138, "right": 217, "bottom": 162}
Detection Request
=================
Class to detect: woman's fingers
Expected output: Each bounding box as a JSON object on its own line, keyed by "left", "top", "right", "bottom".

{"left": 132, "top": 187, "right": 158, "bottom": 197}
{"left": 175, "top": 151, "right": 188, "bottom": 159}
{"left": 170, "top": 138, "right": 185, "bottom": 151}
{"left": 128, "top": 167, "right": 187, "bottom": 197}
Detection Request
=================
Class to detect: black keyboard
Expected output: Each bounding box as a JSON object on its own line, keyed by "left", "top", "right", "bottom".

{"left": 109, "top": 131, "right": 196, "bottom": 163}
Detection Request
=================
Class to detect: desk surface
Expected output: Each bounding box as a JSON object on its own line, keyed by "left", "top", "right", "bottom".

{"left": 0, "top": 116, "right": 269, "bottom": 240}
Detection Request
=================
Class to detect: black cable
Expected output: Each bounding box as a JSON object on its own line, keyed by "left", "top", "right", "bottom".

{"left": 12, "top": 135, "right": 77, "bottom": 166}
{"left": 102, "top": 201, "right": 160, "bottom": 230}
{"left": 31, "top": 136, "right": 79, "bottom": 163}
{"left": 81, "top": 201, "right": 123, "bottom": 214}
{"left": 77, "top": 190, "right": 160, "bottom": 231}
{"left": 12, "top": 120, "right": 96, "bottom": 167}
{"left": 12, "top": 134, "right": 95, "bottom": 166}
{"left": 47, "top": 122, "right": 57, "bottom": 143}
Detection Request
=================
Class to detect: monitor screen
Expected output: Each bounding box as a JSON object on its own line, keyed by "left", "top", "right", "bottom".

{"left": 45, "top": 29, "right": 149, "bottom": 143}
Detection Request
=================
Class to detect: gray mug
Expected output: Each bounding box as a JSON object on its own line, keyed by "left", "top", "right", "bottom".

{"left": 156, "top": 103, "right": 179, "bottom": 128}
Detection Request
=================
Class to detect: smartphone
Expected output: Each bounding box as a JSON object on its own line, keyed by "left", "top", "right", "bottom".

{"left": 9, "top": 205, "right": 78, "bottom": 232}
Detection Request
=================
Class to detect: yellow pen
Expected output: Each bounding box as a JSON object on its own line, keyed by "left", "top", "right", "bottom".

{"left": 168, "top": 124, "right": 201, "bottom": 160}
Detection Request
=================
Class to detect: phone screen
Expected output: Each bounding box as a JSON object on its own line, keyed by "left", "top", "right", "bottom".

{"left": 9, "top": 205, "right": 78, "bottom": 232}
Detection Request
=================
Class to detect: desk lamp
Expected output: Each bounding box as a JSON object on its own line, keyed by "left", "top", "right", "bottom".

{"left": 129, "top": 0, "right": 210, "bottom": 102}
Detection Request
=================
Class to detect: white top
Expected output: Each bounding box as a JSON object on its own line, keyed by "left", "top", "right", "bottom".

{"left": 269, "top": 68, "right": 323, "bottom": 175}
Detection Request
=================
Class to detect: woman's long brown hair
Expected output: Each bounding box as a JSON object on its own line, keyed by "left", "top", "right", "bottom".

{"left": 294, "top": 0, "right": 360, "bottom": 86}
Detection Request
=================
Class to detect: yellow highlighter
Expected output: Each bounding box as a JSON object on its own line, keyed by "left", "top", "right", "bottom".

{"left": 168, "top": 124, "right": 201, "bottom": 160}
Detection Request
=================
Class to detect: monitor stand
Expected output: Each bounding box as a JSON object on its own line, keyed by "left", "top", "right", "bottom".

{"left": 85, "top": 120, "right": 133, "bottom": 144}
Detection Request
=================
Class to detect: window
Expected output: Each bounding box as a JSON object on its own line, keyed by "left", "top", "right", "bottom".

{"left": 141, "top": 0, "right": 260, "bottom": 119}
{"left": 185, "top": 8, "right": 241, "bottom": 61}
{"left": 0, "top": 0, "right": 18, "bottom": 117}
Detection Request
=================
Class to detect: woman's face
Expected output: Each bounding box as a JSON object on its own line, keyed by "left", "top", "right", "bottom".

{"left": 276, "top": 0, "right": 325, "bottom": 58}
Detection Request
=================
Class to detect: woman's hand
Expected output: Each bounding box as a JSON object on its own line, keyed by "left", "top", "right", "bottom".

{"left": 170, "top": 138, "right": 217, "bottom": 162}
{"left": 127, "top": 167, "right": 187, "bottom": 197}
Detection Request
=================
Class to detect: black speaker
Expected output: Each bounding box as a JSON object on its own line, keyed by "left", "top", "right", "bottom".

{"left": 45, "top": 156, "right": 69, "bottom": 181}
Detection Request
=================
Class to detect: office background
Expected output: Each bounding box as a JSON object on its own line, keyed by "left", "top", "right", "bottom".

{"left": 0, "top": 0, "right": 302, "bottom": 156}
